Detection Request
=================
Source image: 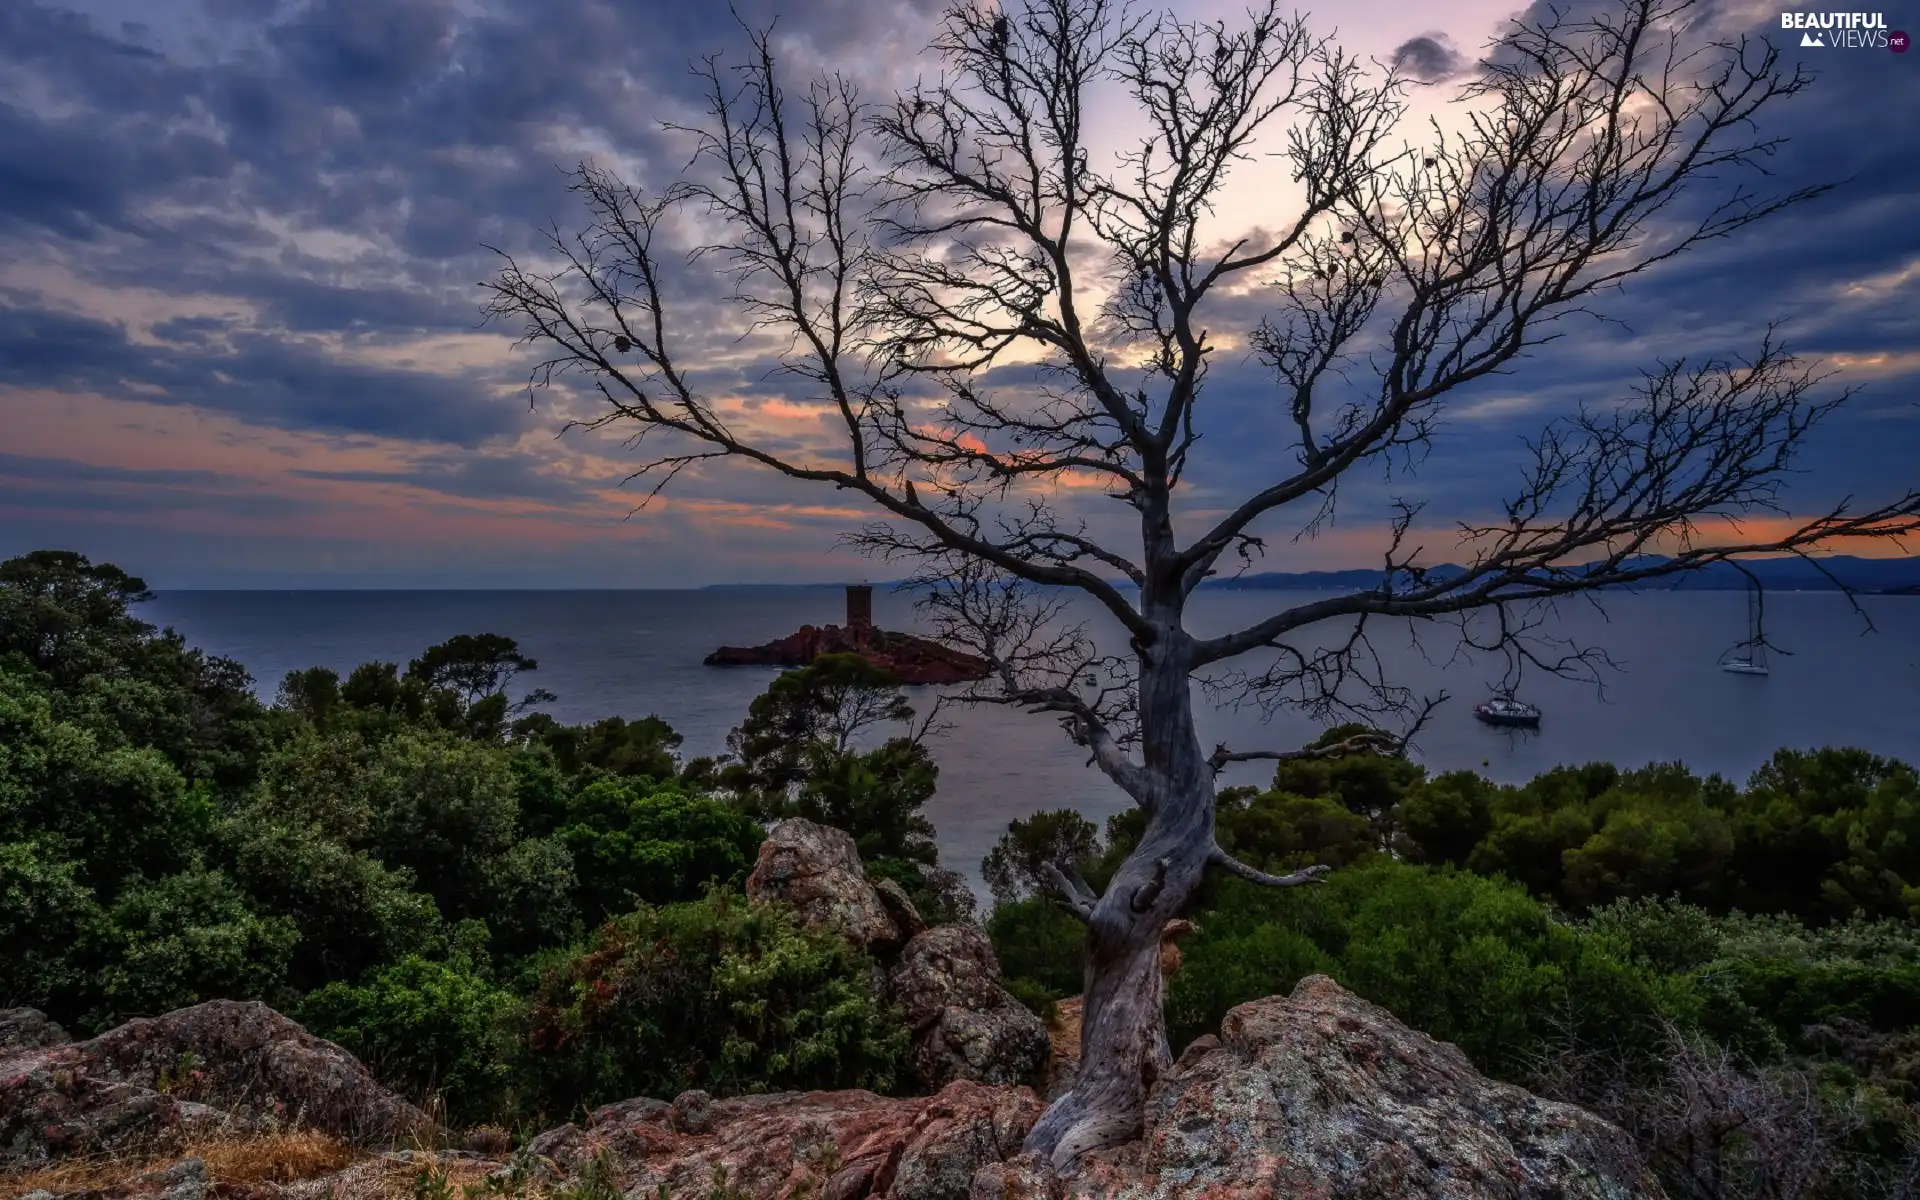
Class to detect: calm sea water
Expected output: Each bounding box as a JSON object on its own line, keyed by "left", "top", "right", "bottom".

{"left": 143, "top": 587, "right": 1920, "bottom": 889}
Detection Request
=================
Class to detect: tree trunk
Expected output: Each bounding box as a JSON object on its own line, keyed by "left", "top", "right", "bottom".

{"left": 1022, "top": 623, "right": 1213, "bottom": 1168}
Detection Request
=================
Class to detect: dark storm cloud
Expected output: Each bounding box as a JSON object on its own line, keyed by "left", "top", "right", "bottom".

{"left": 1391, "top": 33, "right": 1464, "bottom": 82}
{"left": 0, "top": 0, "right": 1913, "bottom": 584}
{"left": 0, "top": 302, "right": 524, "bottom": 444}
{"left": 0, "top": 0, "right": 948, "bottom": 458}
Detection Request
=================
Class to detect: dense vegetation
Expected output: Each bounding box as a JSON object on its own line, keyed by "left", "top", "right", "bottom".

{"left": 986, "top": 728, "right": 1920, "bottom": 1196}
{"left": 0, "top": 550, "right": 962, "bottom": 1129}
{"left": 4, "top": 549, "right": 1917, "bottom": 1195}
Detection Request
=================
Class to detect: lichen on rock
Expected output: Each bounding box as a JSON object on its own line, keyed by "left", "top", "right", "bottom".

{"left": 971, "top": 974, "right": 1664, "bottom": 1199}
{"left": 0, "top": 1000, "right": 431, "bottom": 1169}
{"left": 887, "top": 926, "right": 1049, "bottom": 1091}
{"left": 745, "top": 819, "right": 912, "bottom": 953}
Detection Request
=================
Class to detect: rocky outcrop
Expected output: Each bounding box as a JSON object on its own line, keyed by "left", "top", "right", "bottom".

{"left": 743, "top": 822, "right": 1044, "bottom": 1091}
{"left": 522, "top": 1080, "right": 1041, "bottom": 1200}
{"left": 0, "top": 1010, "right": 69, "bottom": 1053}
{"left": 0, "top": 1000, "right": 431, "bottom": 1168}
{"left": 705, "top": 624, "right": 991, "bottom": 684}
{"left": 1, "top": 978, "right": 1661, "bottom": 1200}
{"left": 888, "top": 927, "right": 1049, "bottom": 1090}
{"left": 745, "top": 819, "right": 913, "bottom": 953}
{"left": 973, "top": 974, "right": 1664, "bottom": 1199}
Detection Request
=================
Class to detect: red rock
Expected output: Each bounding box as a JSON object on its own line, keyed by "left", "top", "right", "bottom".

{"left": 704, "top": 624, "right": 991, "bottom": 684}
{"left": 522, "top": 1080, "right": 1041, "bottom": 1200}
{"left": 0, "top": 1001, "right": 431, "bottom": 1168}
{"left": 972, "top": 975, "right": 1664, "bottom": 1199}
{"left": 745, "top": 819, "right": 911, "bottom": 953}
{"left": 887, "top": 928, "right": 1049, "bottom": 1090}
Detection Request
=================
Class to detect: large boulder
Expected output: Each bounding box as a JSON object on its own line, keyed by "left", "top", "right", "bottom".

{"left": 0, "top": 1000, "right": 431, "bottom": 1168}
{"left": 888, "top": 927, "right": 1049, "bottom": 1090}
{"left": 972, "top": 974, "right": 1662, "bottom": 1199}
{"left": 746, "top": 819, "right": 910, "bottom": 952}
{"left": 0, "top": 1009, "right": 69, "bottom": 1053}
{"left": 521, "top": 1080, "right": 1041, "bottom": 1200}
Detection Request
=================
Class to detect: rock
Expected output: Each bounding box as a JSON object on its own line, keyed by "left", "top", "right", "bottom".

{"left": 0, "top": 1009, "right": 70, "bottom": 1052}
{"left": 0, "top": 1000, "right": 432, "bottom": 1168}
{"left": 522, "top": 1079, "right": 1040, "bottom": 1200}
{"left": 874, "top": 878, "right": 929, "bottom": 941}
{"left": 888, "top": 926, "right": 1049, "bottom": 1090}
{"left": 746, "top": 819, "right": 908, "bottom": 952}
{"left": 1039, "top": 997, "right": 1081, "bottom": 1102}
{"left": 705, "top": 624, "right": 991, "bottom": 684}
{"left": 672, "top": 1088, "right": 717, "bottom": 1134}
{"left": 970, "top": 974, "right": 1663, "bottom": 1200}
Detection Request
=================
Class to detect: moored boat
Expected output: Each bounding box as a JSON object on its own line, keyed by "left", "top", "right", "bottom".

{"left": 1473, "top": 696, "right": 1541, "bottom": 727}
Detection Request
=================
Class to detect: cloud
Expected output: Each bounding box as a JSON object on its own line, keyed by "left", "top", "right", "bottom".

{"left": 0, "top": 301, "right": 526, "bottom": 444}
{"left": 1391, "top": 32, "right": 1465, "bottom": 82}
{"left": 0, "top": 0, "right": 1913, "bottom": 585}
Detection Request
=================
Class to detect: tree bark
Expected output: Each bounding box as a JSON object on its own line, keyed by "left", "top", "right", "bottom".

{"left": 1024, "top": 614, "right": 1213, "bottom": 1167}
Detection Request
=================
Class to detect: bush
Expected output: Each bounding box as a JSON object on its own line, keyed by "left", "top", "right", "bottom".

{"left": 986, "top": 896, "right": 1086, "bottom": 1003}
{"left": 1215, "top": 789, "right": 1377, "bottom": 874}
{"left": 1165, "top": 861, "right": 1680, "bottom": 1074}
{"left": 247, "top": 727, "right": 523, "bottom": 923}
{"left": 0, "top": 667, "right": 210, "bottom": 897}
{"left": 522, "top": 890, "right": 907, "bottom": 1120}
{"left": 556, "top": 780, "right": 763, "bottom": 925}
{"left": 218, "top": 814, "right": 445, "bottom": 991}
{"left": 791, "top": 738, "right": 939, "bottom": 865}
{"left": 297, "top": 951, "right": 521, "bottom": 1125}
{"left": 482, "top": 836, "right": 579, "bottom": 958}
{"left": 0, "top": 839, "right": 100, "bottom": 1011}
{"left": 1395, "top": 750, "right": 1920, "bottom": 924}
{"left": 981, "top": 809, "right": 1101, "bottom": 907}
{"left": 83, "top": 867, "right": 298, "bottom": 1030}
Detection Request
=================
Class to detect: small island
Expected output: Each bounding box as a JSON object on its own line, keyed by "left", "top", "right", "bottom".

{"left": 704, "top": 585, "right": 992, "bottom": 684}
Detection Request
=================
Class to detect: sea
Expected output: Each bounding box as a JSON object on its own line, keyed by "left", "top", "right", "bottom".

{"left": 143, "top": 587, "right": 1920, "bottom": 891}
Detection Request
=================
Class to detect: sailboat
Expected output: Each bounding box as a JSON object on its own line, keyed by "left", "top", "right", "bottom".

{"left": 1719, "top": 575, "right": 1770, "bottom": 676}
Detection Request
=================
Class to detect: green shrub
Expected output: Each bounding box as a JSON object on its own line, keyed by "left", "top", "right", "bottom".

{"left": 981, "top": 809, "right": 1101, "bottom": 907}
{"left": 0, "top": 667, "right": 209, "bottom": 897}
{"left": 557, "top": 781, "right": 763, "bottom": 925}
{"left": 521, "top": 890, "right": 907, "bottom": 1119}
{"left": 84, "top": 866, "right": 297, "bottom": 1030}
{"left": 0, "top": 839, "right": 100, "bottom": 1010}
{"left": 986, "top": 896, "right": 1086, "bottom": 1003}
{"left": 218, "top": 814, "right": 445, "bottom": 991}
{"left": 298, "top": 951, "right": 521, "bottom": 1124}
{"left": 791, "top": 739, "right": 940, "bottom": 865}
{"left": 1003, "top": 976, "right": 1059, "bottom": 1021}
{"left": 1166, "top": 861, "right": 1680, "bottom": 1074}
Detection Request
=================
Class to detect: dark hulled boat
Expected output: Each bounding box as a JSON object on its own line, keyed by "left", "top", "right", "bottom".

{"left": 1473, "top": 696, "right": 1541, "bottom": 727}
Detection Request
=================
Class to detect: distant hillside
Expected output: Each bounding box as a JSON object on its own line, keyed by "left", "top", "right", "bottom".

{"left": 1206, "top": 555, "right": 1920, "bottom": 594}
{"left": 699, "top": 556, "right": 1920, "bottom": 596}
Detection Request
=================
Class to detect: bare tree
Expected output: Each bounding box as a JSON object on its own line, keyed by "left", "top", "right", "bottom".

{"left": 482, "top": 0, "right": 1920, "bottom": 1167}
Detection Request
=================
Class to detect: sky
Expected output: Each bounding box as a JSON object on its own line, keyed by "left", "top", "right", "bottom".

{"left": 0, "top": 0, "right": 1915, "bottom": 588}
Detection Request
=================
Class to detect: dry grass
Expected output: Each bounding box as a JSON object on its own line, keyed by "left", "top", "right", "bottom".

{"left": 0, "top": 1130, "right": 361, "bottom": 1197}
{"left": 199, "top": 1129, "right": 361, "bottom": 1183}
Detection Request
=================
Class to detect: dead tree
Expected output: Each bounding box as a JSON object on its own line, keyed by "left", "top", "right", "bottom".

{"left": 482, "top": 0, "right": 1920, "bottom": 1168}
